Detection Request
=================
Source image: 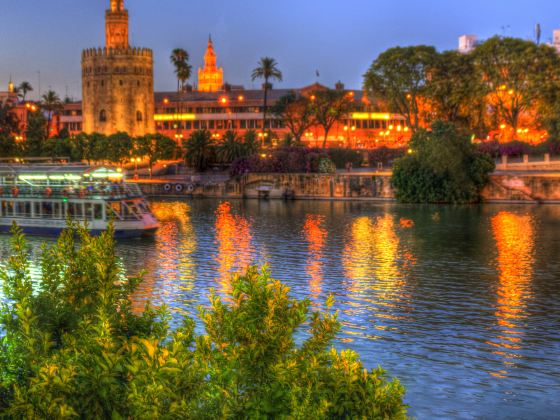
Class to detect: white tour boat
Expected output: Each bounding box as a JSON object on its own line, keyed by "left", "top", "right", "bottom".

{"left": 0, "top": 165, "right": 159, "bottom": 238}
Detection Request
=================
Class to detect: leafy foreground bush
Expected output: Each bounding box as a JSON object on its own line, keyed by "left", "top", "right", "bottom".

{"left": 392, "top": 121, "right": 495, "bottom": 203}
{"left": 0, "top": 225, "right": 407, "bottom": 419}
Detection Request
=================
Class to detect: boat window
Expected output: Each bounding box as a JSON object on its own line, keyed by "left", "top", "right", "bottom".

{"left": 85, "top": 203, "right": 93, "bottom": 220}
{"left": 34, "top": 202, "right": 41, "bottom": 218}
{"left": 7, "top": 201, "right": 14, "bottom": 217}
{"left": 94, "top": 204, "right": 103, "bottom": 220}
{"left": 53, "top": 202, "right": 61, "bottom": 219}
{"left": 42, "top": 202, "right": 53, "bottom": 218}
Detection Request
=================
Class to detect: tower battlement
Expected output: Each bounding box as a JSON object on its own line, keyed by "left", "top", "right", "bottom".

{"left": 82, "top": 47, "right": 153, "bottom": 59}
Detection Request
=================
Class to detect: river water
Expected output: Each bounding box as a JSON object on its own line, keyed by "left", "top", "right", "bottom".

{"left": 2, "top": 199, "right": 560, "bottom": 419}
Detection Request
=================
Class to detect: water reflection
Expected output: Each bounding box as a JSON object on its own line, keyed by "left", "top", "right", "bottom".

{"left": 303, "top": 214, "right": 327, "bottom": 300}
{"left": 214, "top": 202, "right": 254, "bottom": 293}
{"left": 342, "top": 214, "right": 413, "bottom": 338}
{"left": 489, "top": 212, "right": 535, "bottom": 375}
{"left": 132, "top": 202, "right": 197, "bottom": 313}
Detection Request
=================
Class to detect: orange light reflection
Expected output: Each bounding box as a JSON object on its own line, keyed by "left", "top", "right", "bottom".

{"left": 303, "top": 215, "right": 327, "bottom": 301}
{"left": 214, "top": 202, "right": 253, "bottom": 294}
{"left": 488, "top": 212, "right": 535, "bottom": 372}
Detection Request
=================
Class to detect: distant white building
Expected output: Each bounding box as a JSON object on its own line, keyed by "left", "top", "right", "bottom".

{"left": 552, "top": 29, "right": 560, "bottom": 53}
{"left": 458, "top": 35, "right": 478, "bottom": 54}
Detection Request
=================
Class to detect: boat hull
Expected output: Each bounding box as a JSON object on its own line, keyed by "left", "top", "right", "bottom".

{"left": 0, "top": 224, "right": 157, "bottom": 239}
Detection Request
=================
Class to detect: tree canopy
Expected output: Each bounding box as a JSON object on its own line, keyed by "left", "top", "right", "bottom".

{"left": 392, "top": 121, "right": 495, "bottom": 203}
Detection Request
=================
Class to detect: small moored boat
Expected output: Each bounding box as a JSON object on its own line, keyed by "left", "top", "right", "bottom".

{"left": 0, "top": 165, "right": 159, "bottom": 238}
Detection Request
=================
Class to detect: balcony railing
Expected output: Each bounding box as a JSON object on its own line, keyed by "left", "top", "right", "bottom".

{"left": 0, "top": 183, "right": 144, "bottom": 200}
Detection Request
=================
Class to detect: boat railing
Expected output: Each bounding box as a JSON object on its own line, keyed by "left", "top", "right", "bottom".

{"left": 0, "top": 183, "right": 144, "bottom": 200}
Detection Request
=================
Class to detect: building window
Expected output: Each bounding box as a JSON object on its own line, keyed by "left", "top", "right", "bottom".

{"left": 136, "top": 111, "right": 143, "bottom": 122}
{"left": 119, "top": 80, "right": 124, "bottom": 86}
{"left": 101, "top": 80, "right": 105, "bottom": 87}
{"left": 99, "top": 110, "right": 107, "bottom": 122}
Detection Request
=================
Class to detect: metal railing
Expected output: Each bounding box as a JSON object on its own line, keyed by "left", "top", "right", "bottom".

{"left": 0, "top": 183, "right": 144, "bottom": 200}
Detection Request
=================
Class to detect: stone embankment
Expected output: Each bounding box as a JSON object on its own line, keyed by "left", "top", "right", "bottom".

{"left": 134, "top": 171, "right": 560, "bottom": 204}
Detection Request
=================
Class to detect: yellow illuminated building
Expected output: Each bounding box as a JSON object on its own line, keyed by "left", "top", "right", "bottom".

{"left": 198, "top": 36, "right": 224, "bottom": 92}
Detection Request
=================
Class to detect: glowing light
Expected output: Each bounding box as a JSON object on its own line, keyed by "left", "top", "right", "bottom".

{"left": 19, "top": 175, "right": 48, "bottom": 181}
{"left": 154, "top": 114, "right": 196, "bottom": 121}
{"left": 500, "top": 124, "right": 507, "bottom": 130}
{"left": 351, "top": 113, "right": 391, "bottom": 120}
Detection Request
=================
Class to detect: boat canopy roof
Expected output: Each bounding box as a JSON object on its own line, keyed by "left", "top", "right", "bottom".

{"left": 0, "top": 165, "right": 124, "bottom": 181}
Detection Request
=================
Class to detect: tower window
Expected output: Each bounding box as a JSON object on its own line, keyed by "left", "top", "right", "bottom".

{"left": 137, "top": 81, "right": 140, "bottom": 87}
{"left": 119, "top": 80, "right": 124, "bottom": 86}
{"left": 136, "top": 111, "right": 143, "bottom": 122}
{"left": 99, "top": 110, "right": 107, "bottom": 122}
{"left": 101, "top": 80, "right": 105, "bottom": 87}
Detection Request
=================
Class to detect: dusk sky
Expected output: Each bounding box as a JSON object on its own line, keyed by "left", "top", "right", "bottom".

{"left": 1, "top": 0, "right": 559, "bottom": 100}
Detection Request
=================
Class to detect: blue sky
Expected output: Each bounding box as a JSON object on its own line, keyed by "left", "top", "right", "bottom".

{"left": 1, "top": 0, "right": 559, "bottom": 99}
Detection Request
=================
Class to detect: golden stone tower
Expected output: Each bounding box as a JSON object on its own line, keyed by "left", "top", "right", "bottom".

{"left": 82, "top": 0, "right": 155, "bottom": 136}
{"left": 198, "top": 36, "right": 224, "bottom": 92}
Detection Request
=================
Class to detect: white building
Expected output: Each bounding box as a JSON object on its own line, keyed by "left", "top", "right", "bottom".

{"left": 458, "top": 35, "right": 478, "bottom": 54}
{"left": 552, "top": 29, "right": 560, "bottom": 53}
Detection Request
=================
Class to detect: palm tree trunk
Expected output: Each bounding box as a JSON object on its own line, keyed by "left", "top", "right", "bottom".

{"left": 322, "top": 127, "right": 330, "bottom": 149}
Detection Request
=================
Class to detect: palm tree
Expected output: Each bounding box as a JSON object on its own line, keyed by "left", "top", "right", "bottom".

{"left": 18, "top": 81, "right": 33, "bottom": 102}
{"left": 217, "top": 130, "right": 247, "bottom": 164}
{"left": 251, "top": 57, "right": 282, "bottom": 141}
{"left": 183, "top": 130, "right": 215, "bottom": 172}
{"left": 41, "top": 90, "right": 62, "bottom": 138}
{"left": 170, "top": 48, "right": 192, "bottom": 136}
{"left": 170, "top": 48, "right": 192, "bottom": 93}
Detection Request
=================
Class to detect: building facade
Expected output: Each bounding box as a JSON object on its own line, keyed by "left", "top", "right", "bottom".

{"left": 153, "top": 84, "right": 408, "bottom": 149}
{"left": 81, "top": 0, "right": 155, "bottom": 136}
{"left": 198, "top": 36, "right": 224, "bottom": 92}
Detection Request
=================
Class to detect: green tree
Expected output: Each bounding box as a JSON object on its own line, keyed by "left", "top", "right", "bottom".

{"left": 473, "top": 37, "right": 560, "bottom": 139}
{"left": 0, "top": 134, "right": 17, "bottom": 157}
{"left": 251, "top": 57, "right": 283, "bottom": 139}
{"left": 41, "top": 90, "right": 63, "bottom": 138}
{"left": 24, "top": 111, "right": 47, "bottom": 157}
{"left": 18, "top": 81, "right": 33, "bottom": 102}
{"left": 216, "top": 130, "right": 247, "bottom": 164}
{"left": 392, "top": 121, "right": 495, "bottom": 203}
{"left": 135, "top": 133, "right": 177, "bottom": 177}
{"left": 0, "top": 225, "right": 407, "bottom": 419}
{"left": 106, "top": 132, "right": 133, "bottom": 166}
{"left": 0, "top": 101, "right": 20, "bottom": 137}
{"left": 364, "top": 45, "right": 438, "bottom": 132}
{"left": 312, "top": 89, "right": 353, "bottom": 148}
{"left": 424, "top": 51, "right": 484, "bottom": 130}
{"left": 44, "top": 137, "right": 72, "bottom": 160}
{"left": 243, "top": 130, "right": 261, "bottom": 156}
{"left": 273, "top": 92, "right": 315, "bottom": 143}
{"left": 183, "top": 129, "right": 216, "bottom": 171}
{"left": 89, "top": 133, "right": 111, "bottom": 162}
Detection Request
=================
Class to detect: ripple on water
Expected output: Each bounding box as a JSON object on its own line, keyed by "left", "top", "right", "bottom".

{"left": 0, "top": 200, "right": 559, "bottom": 419}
